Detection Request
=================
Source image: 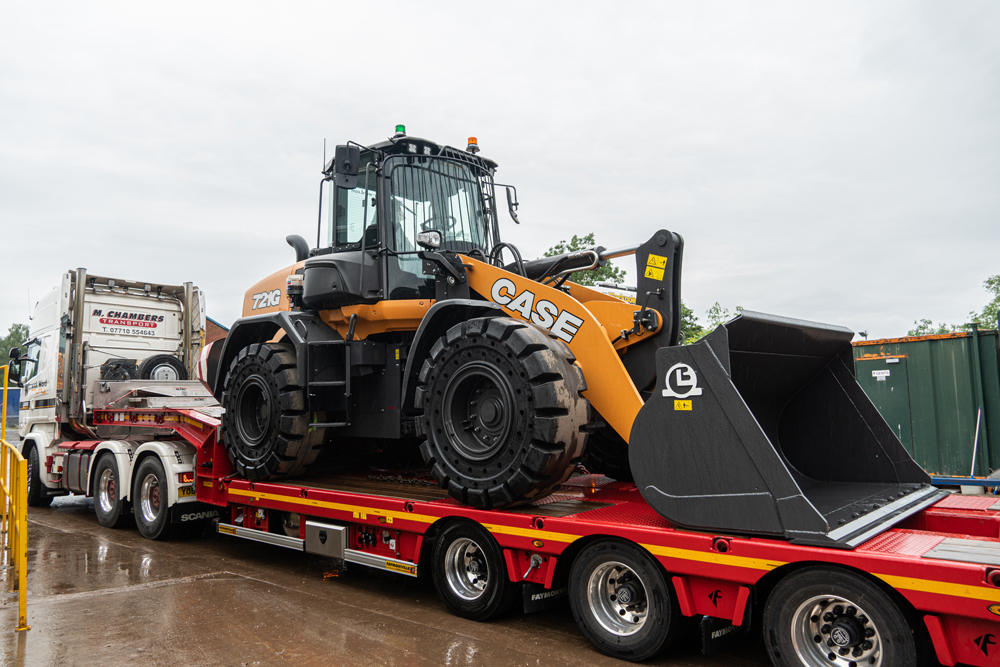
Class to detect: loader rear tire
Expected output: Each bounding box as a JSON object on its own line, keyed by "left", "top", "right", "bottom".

{"left": 220, "top": 343, "right": 324, "bottom": 481}
{"left": 417, "top": 317, "right": 589, "bottom": 509}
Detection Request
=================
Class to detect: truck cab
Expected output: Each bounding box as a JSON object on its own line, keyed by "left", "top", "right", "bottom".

{"left": 10, "top": 269, "right": 211, "bottom": 531}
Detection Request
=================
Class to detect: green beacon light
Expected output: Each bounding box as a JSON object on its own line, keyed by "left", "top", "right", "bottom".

{"left": 395, "top": 124, "right": 406, "bottom": 135}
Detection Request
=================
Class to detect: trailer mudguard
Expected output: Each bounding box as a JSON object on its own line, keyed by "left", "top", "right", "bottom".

{"left": 630, "top": 310, "right": 948, "bottom": 548}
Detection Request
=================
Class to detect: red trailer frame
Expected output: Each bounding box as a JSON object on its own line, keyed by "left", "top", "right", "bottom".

{"left": 91, "top": 406, "right": 1000, "bottom": 667}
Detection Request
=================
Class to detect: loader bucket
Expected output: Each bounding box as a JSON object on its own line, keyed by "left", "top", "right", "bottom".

{"left": 629, "top": 311, "right": 947, "bottom": 548}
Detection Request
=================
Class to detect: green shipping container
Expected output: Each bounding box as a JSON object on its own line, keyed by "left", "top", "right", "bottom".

{"left": 853, "top": 328, "right": 1000, "bottom": 478}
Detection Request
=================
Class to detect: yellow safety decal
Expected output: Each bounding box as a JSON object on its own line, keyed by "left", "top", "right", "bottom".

{"left": 202, "top": 480, "right": 213, "bottom": 488}
{"left": 875, "top": 573, "right": 1000, "bottom": 604}
{"left": 674, "top": 400, "right": 692, "bottom": 411}
{"left": 647, "top": 254, "right": 668, "bottom": 269}
{"left": 218, "top": 524, "right": 236, "bottom": 535}
{"left": 227, "top": 487, "right": 437, "bottom": 525}
{"left": 386, "top": 561, "right": 417, "bottom": 575}
{"left": 395, "top": 349, "right": 400, "bottom": 360}
{"left": 643, "top": 543, "right": 786, "bottom": 572}
{"left": 644, "top": 266, "right": 665, "bottom": 281}
{"left": 353, "top": 511, "right": 367, "bottom": 520}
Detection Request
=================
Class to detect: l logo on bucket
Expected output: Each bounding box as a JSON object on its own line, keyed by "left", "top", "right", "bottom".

{"left": 662, "top": 363, "right": 704, "bottom": 399}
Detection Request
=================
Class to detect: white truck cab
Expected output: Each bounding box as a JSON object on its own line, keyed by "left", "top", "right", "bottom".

{"left": 8, "top": 268, "right": 220, "bottom": 538}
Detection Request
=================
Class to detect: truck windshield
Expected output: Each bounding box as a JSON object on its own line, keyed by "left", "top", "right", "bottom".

{"left": 387, "top": 158, "right": 489, "bottom": 255}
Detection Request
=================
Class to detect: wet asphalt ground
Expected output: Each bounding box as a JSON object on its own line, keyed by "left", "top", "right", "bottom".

{"left": 0, "top": 496, "right": 773, "bottom": 667}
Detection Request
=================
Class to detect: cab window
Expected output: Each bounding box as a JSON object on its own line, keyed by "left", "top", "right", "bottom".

{"left": 329, "top": 158, "right": 378, "bottom": 249}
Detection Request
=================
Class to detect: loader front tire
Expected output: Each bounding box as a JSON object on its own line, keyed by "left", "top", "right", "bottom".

{"left": 417, "top": 317, "right": 589, "bottom": 509}
{"left": 220, "top": 343, "right": 324, "bottom": 481}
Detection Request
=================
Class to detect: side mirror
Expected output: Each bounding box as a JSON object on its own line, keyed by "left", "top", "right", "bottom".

{"left": 7, "top": 360, "right": 21, "bottom": 387}
{"left": 8, "top": 347, "right": 19, "bottom": 361}
{"left": 334, "top": 145, "right": 360, "bottom": 189}
{"left": 505, "top": 186, "right": 520, "bottom": 224}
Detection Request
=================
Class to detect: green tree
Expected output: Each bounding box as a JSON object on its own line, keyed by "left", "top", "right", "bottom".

{"left": 969, "top": 274, "right": 1000, "bottom": 328}
{"left": 679, "top": 302, "right": 705, "bottom": 343}
{"left": 907, "top": 319, "right": 957, "bottom": 337}
{"left": 1, "top": 323, "right": 30, "bottom": 383}
{"left": 543, "top": 233, "right": 627, "bottom": 287}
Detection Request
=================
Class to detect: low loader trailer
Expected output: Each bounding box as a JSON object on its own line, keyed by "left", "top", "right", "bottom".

{"left": 66, "top": 399, "right": 1000, "bottom": 667}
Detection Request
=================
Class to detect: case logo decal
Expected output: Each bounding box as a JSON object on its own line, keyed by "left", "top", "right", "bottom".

{"left": 489, "top": 278, "right": 585, "bottom": 344}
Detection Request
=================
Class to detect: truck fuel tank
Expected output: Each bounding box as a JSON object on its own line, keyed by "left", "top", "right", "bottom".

{"left": 629, "top": 310, "right": 947, "bottom": 548}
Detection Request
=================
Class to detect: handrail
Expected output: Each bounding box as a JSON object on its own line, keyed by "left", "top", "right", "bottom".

{"left": 1, "top": 365, "right": 30, "bottom": 632}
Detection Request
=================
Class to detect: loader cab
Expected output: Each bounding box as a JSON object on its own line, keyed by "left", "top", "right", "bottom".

{"left": 305, "top": 133, "right": 500, "bottom": 309}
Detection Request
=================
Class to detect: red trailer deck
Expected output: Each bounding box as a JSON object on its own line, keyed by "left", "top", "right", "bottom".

{"left": 90, "top": 405, "right": 1000, "bottom": 667}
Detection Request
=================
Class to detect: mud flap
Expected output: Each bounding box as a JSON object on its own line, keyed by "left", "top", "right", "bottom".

{"left": 630, "top": 310, "right": 947, "bottom": 548}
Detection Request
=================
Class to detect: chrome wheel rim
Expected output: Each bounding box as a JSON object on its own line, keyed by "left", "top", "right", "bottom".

{"left": 149, "top": 363, "right": 179, "bottom": 381}
{"left": 444, "top": 537, "right": 489, "bottom": 600}
{"left": 139, "top": 473, "right": 162, "bottom": 523}
{"left": 98, "top": 468, "right": 116, "bottom": 514}
{"left": 586, "top": 561, "right": 649, "bottom": 636}
{"left": 790, "top": 594, "right": 882, "bottom": 667}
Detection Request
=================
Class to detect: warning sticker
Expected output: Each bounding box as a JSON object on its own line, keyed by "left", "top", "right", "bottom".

{"left": 674, "top": 400, "right": 692, "bottom": 411}
{"left": 385, "top": 561, "right": 417, "bottom": 576}
{"left": 645, "top": 254, "right": 668, "bottom": 281}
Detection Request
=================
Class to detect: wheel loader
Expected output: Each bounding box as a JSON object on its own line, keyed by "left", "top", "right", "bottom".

{"left": 207, "top": 127, "right": 945, "bottom": 549}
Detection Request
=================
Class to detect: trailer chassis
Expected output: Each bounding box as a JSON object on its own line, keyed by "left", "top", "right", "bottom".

{"left": 86, "top": 406, "right": 1000, "bottom": 666}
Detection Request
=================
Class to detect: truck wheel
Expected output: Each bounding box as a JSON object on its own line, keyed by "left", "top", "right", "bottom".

{"left": 220, "top": 343, "right": 324, "bottom": 481}
{"left": 417, "top": 317, "right": 589, "bottom": 509}
{"left": 93, "top": 454, "right": 132, "bottom": 528}
{"left": 582, "top": 425, "right": 633, "bottom": 482}
{"left": 431, "top": 521, "right": 519, "bottom": 621}
{"left": 139, "top": 354, "right": 187, "bottom": 381}
{"left": 133, "top": 457, "right": 174, "bottom": 540}
{"left": 26, "top": 446, "right": 53, "bottom": 508}
{"left": 569, "top": 539, "right": 682, "bottom": 662}
{"left": 763, "top": 567, "right": 927, "bottom": 667}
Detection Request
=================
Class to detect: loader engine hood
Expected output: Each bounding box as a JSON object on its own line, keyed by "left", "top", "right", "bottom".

{"left": 629, "top": 310, "right": 947, "bottom": 549}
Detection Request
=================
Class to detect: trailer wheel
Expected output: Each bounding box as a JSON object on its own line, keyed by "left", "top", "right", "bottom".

{"left": 139, "top": 354, "right": 187, "bottom": 381}
{"left": 569, "top": 539, "right": 682, "bottom": 662}
{"left": 133, "top": 457, "right": 175, "bottom": 540}
{"left": 431, "top": 521, "right": 519, "bottom": 621}
{"left": 418, "top": 317, "right": 589, "bottom": 509}
{"left": 220, "top": 343, "right": 324, "bottom": 480}
{"left": 26, "top": 446, "right": 52, "bottom": 508}
{"left": 93, "top": 454, "right": 132, "bottom": 528}
{"left": 763, "top": 567, "right": 927, "bottom": 667}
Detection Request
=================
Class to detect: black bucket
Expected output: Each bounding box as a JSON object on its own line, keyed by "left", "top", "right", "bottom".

{"left": 629, "top": 311, "right": 947, "bottom": 548}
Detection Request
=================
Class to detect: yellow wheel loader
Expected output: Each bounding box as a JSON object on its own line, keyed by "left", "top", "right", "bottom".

{"left": 207, "top": 127, "right": 944, "bottom": 548}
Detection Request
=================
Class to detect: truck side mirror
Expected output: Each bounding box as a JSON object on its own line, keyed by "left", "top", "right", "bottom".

{"left": 8, "top": 347, "right": 19, "bottom": 361}
{"left": 505, "top": 186, "right": 520, "bottom": 224}
{"left": 334, "top": 145, "right": 360, "bottom": 190}
{"left": 7, "top": 360, "right": 21, "bottom": 387}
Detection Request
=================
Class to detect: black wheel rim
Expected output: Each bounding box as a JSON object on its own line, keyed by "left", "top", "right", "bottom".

{"left": 234, "top": 374, "right": 272, "bottom": 447}
{"left": 443, "top": 361, "right": 515, "bottom": 461}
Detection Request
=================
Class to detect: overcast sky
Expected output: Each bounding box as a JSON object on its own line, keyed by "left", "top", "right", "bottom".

{"left": 2, "top": 1, "right": 998, "bottom": 340}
